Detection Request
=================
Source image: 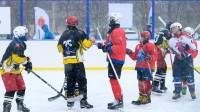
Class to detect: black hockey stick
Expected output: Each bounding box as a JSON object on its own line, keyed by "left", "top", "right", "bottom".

{"left": 162, "top": 37, "right": 200, "bottom": 74}
{"left": 48, "top": 89, "right": 63, "bottom": 102}
{"left": 48, "top": 78, "right": 65, "bottom": 102}
{"left": 30, "top": 70, "right": 68, "bottom": 100}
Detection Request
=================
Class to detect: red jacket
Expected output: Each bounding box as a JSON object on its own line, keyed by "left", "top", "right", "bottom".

{"left": 129, "top": 42, "right": 158, "bottom": 72}
{"left": 98, "top": 28, "right": 126, "bottom": 64}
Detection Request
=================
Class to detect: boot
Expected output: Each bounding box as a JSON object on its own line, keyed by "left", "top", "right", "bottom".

{"left": 160, "top": 79, "right": 168, "bottom": 92}
{"left": 3, "top": 102, "right": 11, "bottom": 112}
{"left": 108, "top": 99, "right": 123, "bottom": 109}
{"left": 67, "top": 102, "right": 74, "bottom": 107}
{"left": 131, "top": 93, "right": 143, "bottom": 105}
{"left": 108, "top": 94, "right": 123, "bottom": 106}
{"left": 74, "top": 91, "right": 79, "bottom": 96}
{"left": 172, "top": 93, "right": 181, "bottom": 100}
{"left": 141, "top": 94, "right": 151, "bottom": 104}
{"left": 65, "top": 92, "right": 68, "bottom": 98}
{"left": 182, "top": 87, "right": 187, "bottom": 95}
{"left": 80, "top": 100, "right": 93, "bottom": 109}
{"left": 152, "top": 86, "right": 163, "bottom": 93}
{"left": 65, "top": 91, "right": 79, "bottom": 97}
{"left": 17, "top": 102, "right": 30, "bottom": 112}
{"left": 190, "top": 92, "right": 196, "bottom": 99}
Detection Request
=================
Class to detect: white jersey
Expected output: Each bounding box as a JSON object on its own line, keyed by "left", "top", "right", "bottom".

{"left": 169, "top": 33, "right": 197, "bottom": 56}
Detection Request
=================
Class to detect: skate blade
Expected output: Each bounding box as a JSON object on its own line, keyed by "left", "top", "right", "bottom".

{"left": 191, "top": 98, "right": 196, "bottom": 101}
{"left": 67, "top": 94, "right": 84, "bottom": 102}
{"left": 152, "top": 92, "right": 162, "bottom": 96}
{"left": 172, "top": 98, "right": 180, "bottom": 102}
{"left": 108, "top": 108, "right": 124, "bottom": 111}
{"left": 161, "top": 90, "right": 167, "bottom": 93}
{"left": 116, "top": 107, "right": 124, "bottom": 112}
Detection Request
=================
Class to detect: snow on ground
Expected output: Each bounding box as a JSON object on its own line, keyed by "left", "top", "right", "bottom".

{"left": 0, "top": 70, "right": 200, "bottom": 112}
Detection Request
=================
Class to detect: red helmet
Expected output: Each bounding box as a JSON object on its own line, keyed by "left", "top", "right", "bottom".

{"left": 66, "top": 16, "right": 79, "bottom": 26}
{"left": 140, "top": 31, "right": 151, "bottom": 40}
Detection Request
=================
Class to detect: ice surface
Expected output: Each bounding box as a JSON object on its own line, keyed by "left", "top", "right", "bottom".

{"left": 0, "top": 70, "right": 199, "bottom": 112}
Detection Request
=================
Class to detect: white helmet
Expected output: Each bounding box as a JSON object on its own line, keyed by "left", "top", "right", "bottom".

{"left": 13, "top": 26, "right": 28, "bottom": 38}
{"left": 183, "top": 27, "right": 194, "bottom": 36}
{"left": 109, "top": 13, "right": 123, "bottom": 24}
{"left": 170, "top": 22, "right": 182, "bottom": 31}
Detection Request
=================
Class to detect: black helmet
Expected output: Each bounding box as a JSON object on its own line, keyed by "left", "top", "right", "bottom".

{"left": 166, "top": 22, "right": 173, "bottom": 31}
{"left": 160, "top": 28, "right": 172, "bottom": 40}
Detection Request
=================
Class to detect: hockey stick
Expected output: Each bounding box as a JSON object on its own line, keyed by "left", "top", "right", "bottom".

{"left": 194, "top": 23, "right": 200, "bottom": 32}
{"left": 31, "top": 71, "right": 84, "bottom": 102}
{"left": 30, "top": 70, "right": 67, "bottom": 100}
{"left": 96, "top": 27, "right": 123, "bottom": 93}
{"left": 48, "top": 78, "right": 66, "bottom": 102}
{"left": 162, "top": 37, "right": 200, "bottom": 74}
{"left": 158, "top": 16, "right": 166, "bottom": 27}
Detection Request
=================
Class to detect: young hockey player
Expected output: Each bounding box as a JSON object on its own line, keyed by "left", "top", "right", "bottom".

{"left": 126, "top": 31, "right": 158, "bottom": 105}
{"left": 152, "top": 22, "right": 173, "bottom": 93}
{"left": 92, "top": 13, "right": 126, "bottom": 109}
{"left": 169, "top": 22, "right": 197, "bottom": 100}
{"left": 57, "top": 16, "right": 93, "bottom": 109}
{"left": 0, "top": 26, "right": 32, "bottom": 112}
{"left": 181, "top": 27, "right": 198, "bottom": 95}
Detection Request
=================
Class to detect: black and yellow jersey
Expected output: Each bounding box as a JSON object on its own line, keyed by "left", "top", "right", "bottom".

{"left": 156, "top": 39, "right": 169, "bottom": 51}
{"left": 57, "top": 28, "right": 92, "bottom": 64}
{"left": 0, "top": 39, "right": 28, "bottom": 74}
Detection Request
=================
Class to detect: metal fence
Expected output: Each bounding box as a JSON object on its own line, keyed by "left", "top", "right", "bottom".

{"left": 0, "top": 0, "right": 200, "bottom": 39}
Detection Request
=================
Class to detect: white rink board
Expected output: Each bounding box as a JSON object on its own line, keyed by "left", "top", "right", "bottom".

{"left": 0, "top": 40, "right": 199, "bottom": 68}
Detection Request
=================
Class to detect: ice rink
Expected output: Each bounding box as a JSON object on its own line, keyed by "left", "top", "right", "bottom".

{"left": 0, "top": 70, "right": 200, "bottom": 112}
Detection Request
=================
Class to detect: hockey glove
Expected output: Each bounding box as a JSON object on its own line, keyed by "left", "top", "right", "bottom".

{"left": 24, "top": 62, "right": 32, "bottom": 74}
{"left": 185, "top": 44, "right": 197, "bottom": 54}
{"left": 102, "top": 45, "right": 109, "bottom": 53}
{"left": 126, "top": 48, "right": 133, "bottom": 55}
{"left": 0, "top": 63, "right": 2, "bottom": 70}
{"left": 13, "top": 64, "right": 20, "bottom": 71}
{"left": 143, "top": 55, "right": 152, "bottom": 62}
{"left": 185, "top": 44, "right": 190, "bottom": 51}
{"left": 178, "top": 46, "right": 188, "bottom": 59}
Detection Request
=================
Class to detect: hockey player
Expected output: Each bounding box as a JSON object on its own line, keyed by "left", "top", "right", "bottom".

{"left": 57, "top": 16, "right": 93, "bottom": 109}
{"left": 152, "top": 22, "right": 173, "bottom": 93}
{"left": 126, "top": 31, "right": 158, "bottom": 105}
{"left": 92, "top": 13, "right": 126, "bottom": 109}
{"left": 169, "top": 22, "right": 197, "bottom": 100}
{"left": 181, "top": 27, "right": 198, "bottom": 95}
{"left": 0, "top": 26, "right": 32, "bottom": 112}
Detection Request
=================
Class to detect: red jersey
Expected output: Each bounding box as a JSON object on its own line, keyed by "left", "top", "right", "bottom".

{"left": 188, "top": 39, "right": 198, "bottom": 59}
{"left": 98, "top": 28, "right": 126, "bottom": 64}
{"left": 129, "top": 42, "right": 158, "bottom": 72}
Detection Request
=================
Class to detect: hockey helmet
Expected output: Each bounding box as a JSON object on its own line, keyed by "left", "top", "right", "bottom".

{"left": 160, "top": 28, "right": 172, "bottom": 39}
{"left": 66, "top": 16, "right": 79, "bottom": 26}
{"left": 166, "top": 22, "right": 173, "bottom": 31}
{"left": 13, "top": 26, "right": 28, "bottom": 40}
{"left": 183, "top": 27, "right": 194, "bottom": 36}
{"left": 140, "top": 31, "right": 151, "bottom": 40}
{"left": 146, "top": 24, "right": 152, "bottom": 29}
{"left": 109, "top": 13, "right": 123, "bottom": 25}
{"left": 170, "top": 22, "right": 182, "bottom": 31}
